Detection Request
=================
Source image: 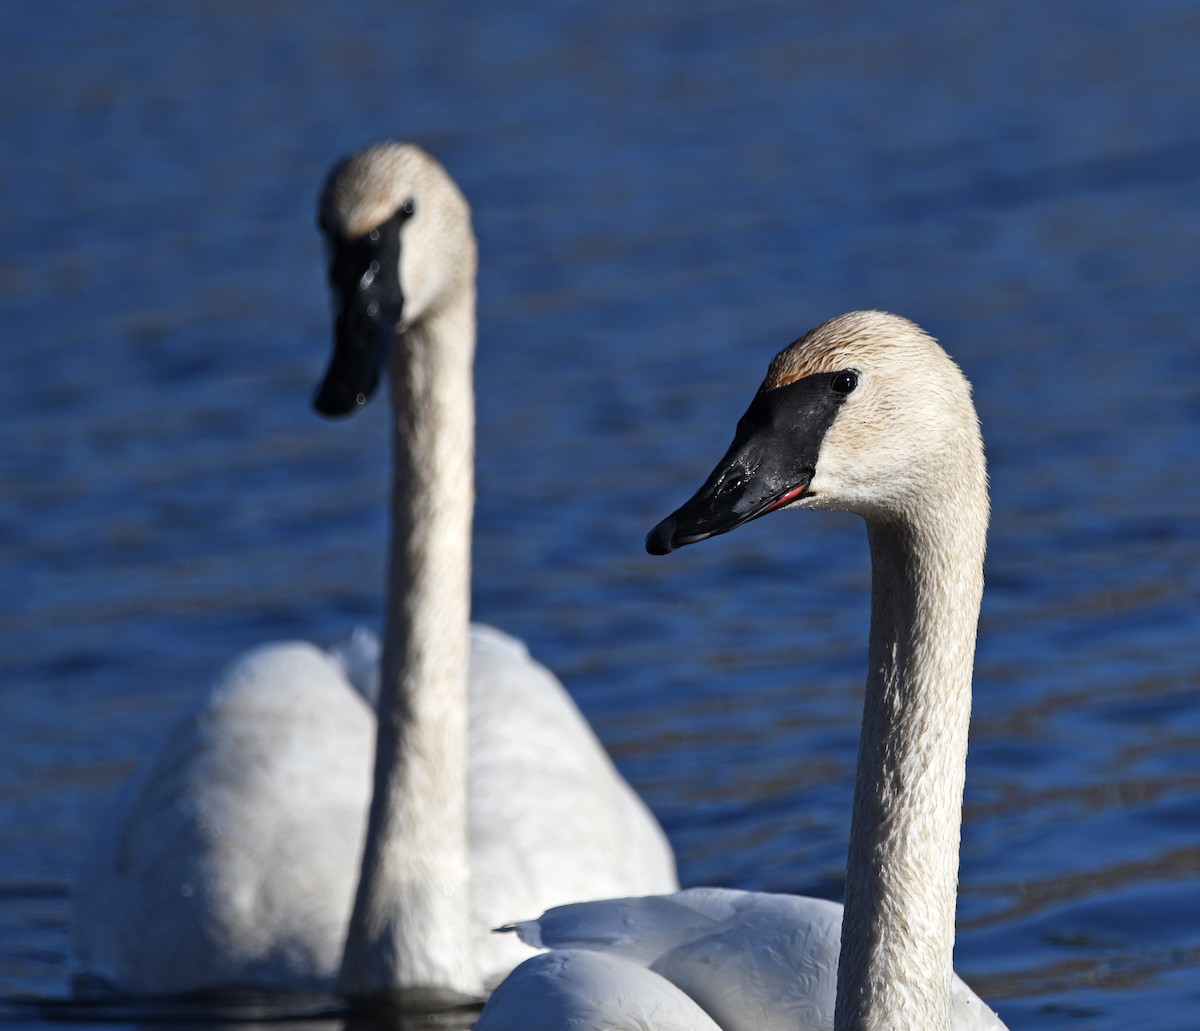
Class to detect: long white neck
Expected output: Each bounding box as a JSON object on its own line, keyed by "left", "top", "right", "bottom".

{"left": 834, "top": 474, "right": 988, "bottom": 1031}
{"left": 338, "top": 286, "right": 480, "bottom": 1004}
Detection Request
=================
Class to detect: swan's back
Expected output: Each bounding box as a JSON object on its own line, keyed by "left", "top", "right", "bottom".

{"left": 467, "top": 626, "right": 677, "bottom": 982}
{"left": 483, "top": 950, "right": 724, "bottom": 1031}
{"left": 72, "top": 643, "right": 373, "bottom": 993}
{"left": 477, "top": 889, "right": 1004, "bottom": 1031}
{"left": 71, "top": 628, "right": 675, "bottom": 995}
{"left": 484, "top": 889, "right": 839, "bottom": 1031}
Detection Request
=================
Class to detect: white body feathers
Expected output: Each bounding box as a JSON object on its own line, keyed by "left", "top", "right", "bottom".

{"left": 71, "top": 626, "right": 674, "bottom": 994}
{"left": 482, "top": 889, "right": 1004, "bottom": 1031}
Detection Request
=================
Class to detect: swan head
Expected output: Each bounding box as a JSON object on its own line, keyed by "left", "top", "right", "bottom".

{"left": 312, "top": 141, "right": 476, "bottom": 417}
{"left": 647, "top": 310, "right": 985, "bottom": 553}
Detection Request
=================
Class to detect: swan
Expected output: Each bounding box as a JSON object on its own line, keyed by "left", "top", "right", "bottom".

{"left": 476, "top": 311, "right": 1007, "bottom": 1030}
{"left": 70, "top": 142, "right": 677, "bottom": 1005}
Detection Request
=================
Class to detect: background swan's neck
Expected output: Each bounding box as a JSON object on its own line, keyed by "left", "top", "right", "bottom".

{"left": 339, "top": 288, "right": 481, "bottom": 1004}
{"left": 834, "top": 481, "right": 987, "bottom": 1031}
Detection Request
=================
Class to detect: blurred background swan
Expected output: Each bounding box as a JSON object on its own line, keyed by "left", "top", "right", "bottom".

{"left": 69, "top": 142, "right": 675, "bottom": 1004}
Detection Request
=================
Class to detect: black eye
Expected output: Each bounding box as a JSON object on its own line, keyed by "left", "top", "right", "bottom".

{"left": 831, "top": 370, "right": 858, "bottom": 396}
{"left": 401, "top": 198, "right": 415, "bottom": 217}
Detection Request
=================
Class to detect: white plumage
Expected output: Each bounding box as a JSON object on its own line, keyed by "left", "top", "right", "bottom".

{"left": 483, "top": 889, "right": 1003, "bottom": 1031}
{"left": 72, "top": 626, "right": 674, "bottom": 995}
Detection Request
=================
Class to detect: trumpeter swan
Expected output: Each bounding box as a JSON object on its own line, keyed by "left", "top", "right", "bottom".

{"left": 70, "top": 142, "right": 676, "bottom": 1005}
{"left": 476, "top": 311, "right": 1007, "bottom": 1030}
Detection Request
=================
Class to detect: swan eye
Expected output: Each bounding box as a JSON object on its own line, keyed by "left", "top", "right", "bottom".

{"left": 831, "top": 370, "right": 858, "bottom": 396}
{"left": 401, "top": 198, "right": 415, "bottom": 217}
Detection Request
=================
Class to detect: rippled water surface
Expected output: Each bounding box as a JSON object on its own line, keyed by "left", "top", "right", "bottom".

{"left": 3, "top": 2, "right": 1199, "bottom": 1029}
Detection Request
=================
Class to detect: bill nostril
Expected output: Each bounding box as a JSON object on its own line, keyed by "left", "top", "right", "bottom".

{"left": 712, "top": 467, "right": 747, "bottom": 498}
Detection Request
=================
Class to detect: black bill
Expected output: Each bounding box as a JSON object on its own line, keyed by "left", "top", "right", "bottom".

{"left": 646, "top": 372, "right": 848, "bottom": 554}
{"left": 312, "top": 205, "right": 411, "bottom": 417}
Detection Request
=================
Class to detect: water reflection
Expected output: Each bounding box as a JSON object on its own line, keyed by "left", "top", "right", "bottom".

{"left": 18, "top": 995, "right": 480, "bottom": 1031}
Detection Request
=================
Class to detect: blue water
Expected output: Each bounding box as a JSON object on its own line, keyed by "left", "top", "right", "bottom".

{"left": 3, "top": 2, "right": 1200, "bottom": 1028}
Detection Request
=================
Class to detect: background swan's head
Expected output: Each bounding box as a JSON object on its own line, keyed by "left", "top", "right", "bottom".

{"left": 313, "top": 141, "right": 476, "bottom": 417}
{"left": 647, "top": 311, "right": 986, "bottom": 553}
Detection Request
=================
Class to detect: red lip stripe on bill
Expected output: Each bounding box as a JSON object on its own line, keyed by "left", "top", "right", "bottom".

{"left": 762, "top": 482, "right": 808, "bottom": 515}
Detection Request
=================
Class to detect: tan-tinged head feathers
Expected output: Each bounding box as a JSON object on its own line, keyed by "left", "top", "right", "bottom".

{"left": 762, "top": 310, "right": 937, "bottom": 391}
{"left": 319, "top": 142, "right": 467, "bottom": 240}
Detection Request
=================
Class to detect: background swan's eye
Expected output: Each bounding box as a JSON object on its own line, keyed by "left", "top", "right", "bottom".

{"left": 831, "top": 370, "right": 858, "bottom": 395}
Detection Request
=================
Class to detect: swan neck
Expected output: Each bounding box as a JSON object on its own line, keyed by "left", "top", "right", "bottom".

{"left": 834, "top": 490, "right": 986, "bottom": 1031}
{"left": 339, "top": 289, "right": 481, "bottom": 1003}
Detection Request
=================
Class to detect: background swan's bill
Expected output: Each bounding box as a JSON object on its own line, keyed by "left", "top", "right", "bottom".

{"left": 312, "top": 199, "right": 410, "bottom": 417}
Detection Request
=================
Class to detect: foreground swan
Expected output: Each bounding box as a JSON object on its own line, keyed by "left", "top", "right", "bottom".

{"left": 71, "top": 142, "right": 676, "bottom": 1004}
{"left": 477, "top": 311, "right": 1007, "bottom": 1030}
